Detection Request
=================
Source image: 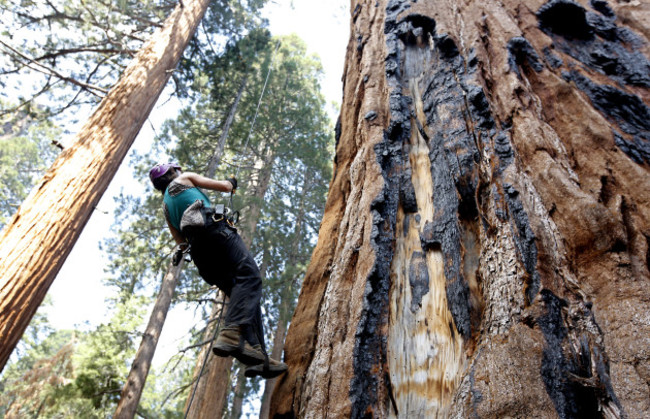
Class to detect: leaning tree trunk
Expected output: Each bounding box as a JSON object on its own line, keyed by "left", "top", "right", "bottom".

{"left": 271, "top": 0, "right": 649, "bottom": 417}
{"left": 0, "top": 0, "right": 211, "bottom": 372}
{"left": 114, "top": 261, "right": 185, "bottom": 419}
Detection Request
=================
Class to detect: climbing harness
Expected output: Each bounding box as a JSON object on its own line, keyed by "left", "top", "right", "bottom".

{"left": 212, "top": 202, "right": 239, "bottom": 227}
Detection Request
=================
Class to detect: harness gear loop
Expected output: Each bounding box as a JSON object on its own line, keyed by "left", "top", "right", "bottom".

{"left": 179, "top": 242, "right": 191, "bottom": 254}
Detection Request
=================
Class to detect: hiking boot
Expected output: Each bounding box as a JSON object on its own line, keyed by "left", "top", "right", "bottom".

{"left": 244, "top": 356, "right": 288, "bottom": 379}
{"left": 212, "top": 325, "right": 265, "bottom": 365}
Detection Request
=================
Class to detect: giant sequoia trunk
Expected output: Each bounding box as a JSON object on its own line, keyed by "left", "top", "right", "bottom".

{"left": 271, "top": 0, "right": 650, "bottom": 417}
{"left": 0, "top": 0, "right": 211, "bottom": 372}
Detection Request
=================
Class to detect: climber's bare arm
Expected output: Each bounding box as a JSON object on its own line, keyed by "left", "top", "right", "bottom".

{"left": 175, "top": 172, "right": 233, "bottom": 193}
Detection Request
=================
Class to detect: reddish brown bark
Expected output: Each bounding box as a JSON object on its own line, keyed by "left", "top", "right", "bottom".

{"left": 184, "top": 294, "right": 232, "bottom": 419}
{"left": 272, "top": 0, "right": 649, "bottom": 417}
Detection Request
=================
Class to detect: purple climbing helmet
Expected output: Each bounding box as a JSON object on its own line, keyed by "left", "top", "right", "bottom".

{"left": 149, "top": 163, "right": 181, "bottom": 182}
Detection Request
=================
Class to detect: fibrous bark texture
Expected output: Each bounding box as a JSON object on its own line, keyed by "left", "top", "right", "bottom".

{"left": 0, "top": 0, "right": 211, "bottom": 372}
{"left": 271, "top": 0, "right": 649, "bottom": 417}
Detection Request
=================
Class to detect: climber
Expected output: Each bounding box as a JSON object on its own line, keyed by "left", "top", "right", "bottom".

{"left": 149, "top": 162, "right": 287, "bottom": 379}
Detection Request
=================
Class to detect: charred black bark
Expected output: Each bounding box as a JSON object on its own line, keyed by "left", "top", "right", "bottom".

{"left": 508, "top": 37, "right": 544, "bottom": 77}
{"left": 537, "top": 290, "right": 623, "bottom": 418}
{"left": 538, "top": 0, "right": 649, "bottom": 87}
{"left": 562, "top": 70, "right": 650, "bottom": 165}
{"left": 503, "top": 184, "right": 542, "bottom": 303}
{"left": 537, "top": 0, "right": 650, "bottom": 165}
{"left": 350, "top": 0, "right": 635, "bottom": 416}
{"left": 350, "top": 2, "right": 414, "bottom": 415}
{"left": 349, "top": 138, "right": 404, "bottom": 417}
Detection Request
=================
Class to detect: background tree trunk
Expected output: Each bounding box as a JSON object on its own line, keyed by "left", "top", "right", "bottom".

{"left": 272, "top": 0, "right": 650, "bottom": 417}
{"left": 114, "top": 260, "right": 184, "bottom": 419}
{"left": 258, "top": 297, "right": 289, "bottom": 419}
{"left": 0, "top": 0, "right": 211, "bottom": 372}
{"left": 229, "top": 367, "right": 246, "bottom": 419}
{"left": 207, "top": 76, "right": 248, "bottom": 177}
{"left": 184, "top": 293, "right": 232, "bottom": 419}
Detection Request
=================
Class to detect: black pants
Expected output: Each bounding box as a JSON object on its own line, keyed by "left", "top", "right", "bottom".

{"left": 186, "top": 217, "right": 265, "bottom": 350}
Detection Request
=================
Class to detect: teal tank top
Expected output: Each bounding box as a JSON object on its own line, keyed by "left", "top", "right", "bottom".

{"left": 163, "top": 184, "right": 211, "bottom": 230}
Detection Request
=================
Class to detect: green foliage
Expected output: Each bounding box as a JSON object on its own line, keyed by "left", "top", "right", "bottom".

{"left": 69, "top": 295, "right": 148, "bottom": 412}
{"left": 0, "top": 296, "right": 149, "bottom": 417}
{"left": 0, "top": 107, "right": 61, "bottom": 229}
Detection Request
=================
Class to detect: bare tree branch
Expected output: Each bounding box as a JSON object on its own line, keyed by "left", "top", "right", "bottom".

{"left": 35, "top": 47, "right": 138, "bottom": 61}
{"left": 0, "top": 39, "right": 108, "bottom": 96}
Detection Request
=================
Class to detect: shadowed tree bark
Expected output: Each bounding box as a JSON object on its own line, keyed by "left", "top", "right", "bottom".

{"left": 0, "top": 0, "right": 211, "bottom": 373}
{"left": 271, "top": 0, "right": 649, "bottom": 417}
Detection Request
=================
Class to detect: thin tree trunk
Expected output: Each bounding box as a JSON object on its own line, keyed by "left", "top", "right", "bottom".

{"left": 0, "top": 0, "right": 211, "bottom": 372}
{"left": 271, "top": 0, "right": 649, "bottom": 417}
{"left": 183, "top": 293, "right": 232, "bottom": 419}
{"left": 229, "top": 367, "right": 246, "bottom": 419}
{"left": 114, "top": 260, "right": 184, "bottom": 419}
{"left": 207, "top": 75, "right": 248, "bottom": 177}
{"left": 258, "top": 298, "right": 288, "bottom": 419}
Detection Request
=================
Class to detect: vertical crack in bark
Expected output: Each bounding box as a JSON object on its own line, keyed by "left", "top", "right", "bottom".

{"left": 387, "top": 77, "right": 466, "bottom": 417}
